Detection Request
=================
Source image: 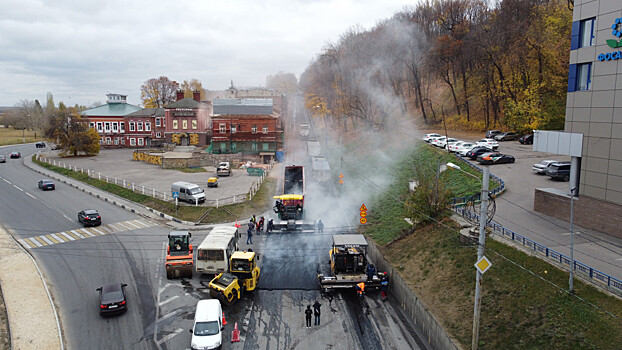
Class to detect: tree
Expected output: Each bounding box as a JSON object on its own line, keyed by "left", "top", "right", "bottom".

{"left": 140, "top": 76, "right": 179, "bottom": 108}
{"left": 180, "top": 79, "right": 206, "bottom": 100}
{"left": 405, "top": 156, "right": 452, "bottom": 224}
{"left": 46, "top": 110, "right": 99, "bottom": 156}
{"left": 266, "top": 72, "right": 298, "bottom": 95}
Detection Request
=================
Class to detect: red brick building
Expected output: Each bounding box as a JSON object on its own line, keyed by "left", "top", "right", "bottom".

{"left": 164, "top": 91, "right": 212, "bottom": 146}
{"left": 82, "top": 93, "right": 143, "bottom": 148}
{"left": 124, "top": 108, "right": 165, "bottom": 147}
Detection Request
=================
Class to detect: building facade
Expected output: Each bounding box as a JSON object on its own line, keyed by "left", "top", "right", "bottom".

{"left": 164, "top": 91, "right": 212, "bottom": 146}
{"left": 566, "top": 1, "right": 622, "bottom": 204}
{"left": 124, "top": 108, "right": 165, "bottom": 147}
{"left": 82, "top": 94, "right": 143, "bottom": 148}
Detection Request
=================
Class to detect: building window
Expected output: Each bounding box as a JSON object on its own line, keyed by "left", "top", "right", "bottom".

{"left": 156, "top": 132, "right": 161, "bottom": 138}
{"left": 105, "top": 137, "right": 111, "bottom": 145}
{"left": 231, "top": 142, "right": 237, "bottom": 151}
{"left": 137, "top": 121, "right": 143, "bottom": 131}
{"left": 114, "top": 138, "right": 119, "bottom": 145}
{"left": 182, "top": 120, "right": 188, "bottom": 129}
{"left": 112, "top": 122, "right": 118, "bottom": 133}
{"left": 191, "top": 120, "right": 197, "bottom": 129}
{"left": 89, "top": 122, "right": 95, "bottom": 129}
{"left": 220, "top": 143, "right": 227, "bottom": 152}
{"left": 577, "top": 63, "right": 591, "bottom": 91}
{"left": 130, "top": 138, "right": 136, "bottom": 146}
{"left": 580, "top": 18, "right": 595, "bottom": 48}
{"left": 219, "top": 123, "right": 226, "bottom": 133}
{"left": 104, "top": 122, "right": 110, "bottom": 132}
{"left": 97, "top": 122, "right": 103, "bottom": 132}
{"left": 173, "top": 120, "right": 178, "bottom": 129}
{"left": 252, "top": 142, "right": 257, "bottom": 151}
{"left": 138, "top": 138, "right": 144, "bottom": 146}
{"left": 129, "top": 121, "right": 135, "bottom": 131}
{"left": 252, "top": 125, "right": 257, "bottom": 134}
{"left": 155, "top": 118, "right": 161, "bottom": 127}
{"left": 120, "top": 122, "right": 125, "bottom": 133}
{"left": 262, "top": 125, "right": 268, "bottom": 134}
{"left": 145, "top": 122, "right": 151, "bottom": 131}
{"left": 263, "top": 143, "right": 269, "bottom": 151}
{"left": 99, "top": 137, "right": 103, "bottom": 144}
{"left": 231, "top": 125, "right": 237, "bottom": 133}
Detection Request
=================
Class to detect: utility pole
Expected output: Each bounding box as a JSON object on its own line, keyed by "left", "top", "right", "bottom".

{"left": 472, "top": 166, "right": 490, "bottom": 350}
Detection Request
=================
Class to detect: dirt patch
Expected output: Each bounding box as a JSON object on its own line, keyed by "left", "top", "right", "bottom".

{"left": 0, "top": 286, "right": 9, "bottom": 350}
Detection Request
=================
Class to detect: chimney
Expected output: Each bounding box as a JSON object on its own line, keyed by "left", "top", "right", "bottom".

{"left": 193, "top": 90, "right": 201, "bottom": 102}
{"left": 176, "top": 90, "right": 185, "bottom": 101}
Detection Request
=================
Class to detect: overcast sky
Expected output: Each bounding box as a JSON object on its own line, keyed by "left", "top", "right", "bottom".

{"left": 0, "top": 0, "right": 420, "bottom": 107}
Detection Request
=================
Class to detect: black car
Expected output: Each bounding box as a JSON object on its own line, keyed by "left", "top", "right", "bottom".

{"left": 485, "top": 130, "right": 502, "bottom": 138}
{"left": 546, "top": 162, "right": 571, "bottom": 181}
{"left": 494, "top": 132, "right": 519, "bottom": 141}
{"left": 466, "top": 146, "right": 493, "bottom": 160}
{"left": 10, "top": 152, "right": 21, "bottom": 159}
{"left": 477, "top": 152, "right": 516, "bottom": 165}
{"left": 97, "top": 283, "right": 128, "bottom": 316}
{"left": 78, "top": 209, "right": 101, "bottom": 227}
{"left": 35, "top": 142, "right": 46, "bottom": 148}
{"left": 519, "top": 134, "right": 534, "bottom": 144}
{"left": 38, "top": 179, "right": 55, "bottom": 190}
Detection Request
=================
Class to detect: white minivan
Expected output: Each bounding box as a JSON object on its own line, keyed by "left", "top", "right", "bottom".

{"left": 172, "top": 181, "right": 206, "bottom": 203}
{"left": 190, "top": 299, "right": 223, "bottom": 350}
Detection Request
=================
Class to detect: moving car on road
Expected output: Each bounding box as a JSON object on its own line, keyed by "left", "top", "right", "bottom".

{"left": 38, "top": 179, "right": 55, "bottom": 190}
{"left": 78, "top": 209, "right": 101, "bottom": 227}
{"left": 0, "top": 155, "right": 5, "bottom": 163}
{"left": 494, "top": 132, "right": 519, "bottom": 141}
{"left": 35, "top": 141, "right": 46, "bottom": 148}
{"left": 532, "top": 160, "right": 560, "bottom": 175}
{"left": 477, "top": 152, "right": 515, "bottom": 165}
{"left": 207, "top": 177, "right": 218, "bottom": 188}
{"left": 97, "top": 282, "right": 128, "bottom": 316}
{"left": 546, "top": 162, "right": 571, "bottom": 181}
{"left": 10, "top": 152, "right": 21, "bottom": 159}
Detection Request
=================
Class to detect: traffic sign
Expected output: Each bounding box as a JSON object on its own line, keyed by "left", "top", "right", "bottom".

{"left": 339, "top": 173, "right": 344, "bottom": 178}
{"left": 359, "top": 204, "right": 367, "bottom": 211}
{"left": 360, "top": 217, "right": 367, "bottom": 224}
{"left": 475, "top": 256, "right": 492, "bottom": 274}
{"left": 172, "top": 191, "right": 179, "bottom": 198}
{"left": 339, "top": 179, "right": 344, "bottom": 184}
{"left": 360, "top": 211, "right": 367, "bottom": 218}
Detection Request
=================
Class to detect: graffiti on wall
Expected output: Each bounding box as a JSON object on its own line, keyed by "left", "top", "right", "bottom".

{"left": 190, "top": 133, "right": 199, "bottom": 145}
{"left": 133, "top": 151, "right": 162, "bottom": 165}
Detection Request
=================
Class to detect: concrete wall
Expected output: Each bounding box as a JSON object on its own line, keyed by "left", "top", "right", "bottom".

{"left": 534, "top": 188, "right": 622, "bottom": 239}
{"left": 367, "top": 242, "right": 462, "bottom": 350}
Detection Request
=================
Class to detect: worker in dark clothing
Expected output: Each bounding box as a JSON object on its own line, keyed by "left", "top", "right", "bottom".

{"left": 313, "top": 300, "right": 322, "bottom": 326}
{"left": 248, "top": 221, "right": 255, "bottom": 232}
{"left": 356, "top": 282, "right": 365, "bottom": 299}
{"left": 366, "top": 264, "right": 376, "bottom": 282}
{"left": 317, "top": 219, "right": 324, "bottom": 233}
{"left": 305, "top": 305, "right": 313, "bottom": 328}
{"left": 380, "top": 272, "right": 389, "bottom": 301}
{"left": 259, "top": 217, "right": 265, "bottom": 232}
{"left": 246, "top": 227, "right": 253, "bottom": 245}
{"left": 267, "top": 219, "right": 274, "bottom": 233}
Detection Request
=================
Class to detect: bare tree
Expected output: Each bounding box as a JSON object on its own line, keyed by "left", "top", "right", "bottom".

{"left": 140, "top": 76, "right": 179, "bottom": 108}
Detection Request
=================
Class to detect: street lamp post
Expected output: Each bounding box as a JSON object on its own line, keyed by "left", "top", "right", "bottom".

{"left": 447, "top": 162, "right": 490, "bottom": 350}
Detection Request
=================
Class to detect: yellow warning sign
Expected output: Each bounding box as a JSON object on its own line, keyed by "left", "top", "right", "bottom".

{"left": 475, "top": 256, "right": 492, "bottom": 274}
{"left": 339, "top": 179, "right": 344, "bottom": 184}
{"left": 339, "top": 173, "right": 344, "bottom": 178}
{"left": 359, "top": 204, "right": 367, "bottom": 211}
{"left": 360, "top": 211, "right": 367, "bottom": 218}
{"left": 360, "top": 217, "right": 367, "bottom": 224}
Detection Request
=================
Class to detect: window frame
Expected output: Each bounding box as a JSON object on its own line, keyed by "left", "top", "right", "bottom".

{"left": 576, "top": 62, "right": 592, "bottom": 91}
{"left": 579, "top": 18, "right": 595, "bottom": 48}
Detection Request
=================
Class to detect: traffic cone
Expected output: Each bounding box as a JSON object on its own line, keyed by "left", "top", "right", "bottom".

{"left": 234, "top": 220, "right": 240, "bottom": 228}
{"left": 231, "top": 322, "right": 240, "bottom": 343}
{"left": 222, "top": 312, "right": 227, "bottom": 326}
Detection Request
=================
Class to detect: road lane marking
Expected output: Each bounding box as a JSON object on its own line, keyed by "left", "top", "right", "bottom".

{"left": 159, "top": 295, "right": 179, "bottom": 307}
{"left": 45, "top": 234, "right": 60, "bottom": 244}
{"left": 18, "top": 239, "right": 36, "bottom": 248}
{"left": 114, "top": 222, "right": 131, "bottom": 231}
{"left": 51, "top": 233, "right": 66, "bottom": 243}
{"left": 59, "top": 232, "right": 76, "bottom": 241}
{"left": 2, "top": 179, "right": 11, "bottom": 184}
{"left": 561, "top": 232, "right": 581, "bottom": 236}
{"left": 616, "top": 258, "right": 622, "bottom": 261}
{"left": 156, "top": 328, "right": 184, "bottom": 345}
{"left": 70, "top": 230, "right": 85, "bottom": 239}
{"left": 26, "top": 192, "right": 36, "bottom": 199}
{"left": 124, "top": 221, "right": 143, "bottom": 229}
{"left": 78, "top": 228, "right": 95, "bottom": 237}
{"left": 158, "top": 310, "right": 180, "bottom": 322}
{"left": 13, "top": 185, "right": 23, "bottom": 191}
{"left": 39, "top": 236, "right": 54, "bottom": 245}
{"left": 91, "top": 227, "right": 105, "bottom": 235}
{"left": 28, "top": 237, "right": 43, "bottom": 247}
{"left": 63, "top": 215, "right": 73, "bottom": 222}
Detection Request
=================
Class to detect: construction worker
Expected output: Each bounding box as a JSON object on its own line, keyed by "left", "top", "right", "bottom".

{"left": 305, "top": 305, "right": 313, "bottom": 328}
{"left": 366, "top": 264, "right": 376, "bottom": 282}
{"left": 313, "top": 300, "right": 322, "bottom": 326}
{"left": 246, "top": 227, "right": 253, "bottom": 245}
{"left": 267, "top": 219, "right": 274, "bottom": 233}
{"left": 356, "top": 282, "right": 365, "bottom": 299}
{"left": 317, "top": 219, "right": 324, "bottom": 233}
{"left": 380, "top": 272, "right": 389, "bottom": 301}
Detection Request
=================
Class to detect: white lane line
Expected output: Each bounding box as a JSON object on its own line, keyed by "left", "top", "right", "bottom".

{"left": 124, "top": 221, "right": 142, "bottom": 229}
{"left": 561, "top": 232, "right": 581, "bottom": 236}
{"left": 40, "top": 236, "right": 54, "bottom": 245}
{"left": 133, "top": 220, "right": 152, "bottom": 228}
{"left": 63, "top": 215, "right": 73, "bottom": 222}
{"left": 51, "top": 233, "right": 66, "bottom": 242}
{"left": 156, "top": 328, "right": 184, "bottom": 345}
{"left": 158, "top": 310, "right": 180, "bottom": 322}
{"left": 26, "top": 192, "right": 36, "bottom": 199}
{"left": 159, "top": 295, "right": 179, "bottom": 307}
{"left": 114, "top": 222, "right": 131, "bottom": 231}
{"left": 28, "top": 237, "right": 43, "bottom": 247}
{"left": 616, "top": 258, "right": 622, "bottom": 261}
{"left": 59, "top": 231, "right": 76, "bottom": 241}
{"left": 78, "top": 228, "right": 95, "bottom": 237}
{"left": 91, "top": 227, "right": 105, "bottom": 235}
{"left": 70, "top": 230, "right": 85, "bottom": 239}
{"left": 13, "top": 185, "right": 23, "bottom": 191}
{"left": 18, "top": 239, "right": 33, "bottom": 248}
{"left": 3, "top": 179, "right": 11, "bottom": 184}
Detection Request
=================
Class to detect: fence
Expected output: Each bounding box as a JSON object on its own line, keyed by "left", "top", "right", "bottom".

{"left": 36, "top": 156, "right": 272, "bottom": 209}
{"left": 449, "top": 155, "right": 622, "bottom": 296}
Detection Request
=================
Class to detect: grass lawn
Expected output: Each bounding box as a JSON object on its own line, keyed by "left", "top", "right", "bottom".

{"left": 0, "top": 127, "right": 46, "bottom": 146}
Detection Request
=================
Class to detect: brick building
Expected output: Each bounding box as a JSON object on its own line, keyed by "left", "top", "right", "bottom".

{"left": 124, "top": 107, "right": 165, "bottom": 147}
{"left": 82, "top": 94, "right": 142, "bottom": 148}
{"left": 164, "top": 91, "right": 213, "bottom": 146}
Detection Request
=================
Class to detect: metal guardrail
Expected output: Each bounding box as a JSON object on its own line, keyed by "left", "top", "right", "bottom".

{"left": 37, "top": 156, "right": 272, "bottom": 208}
{"left": 449, "top": 154, "right": 622, "bottom": 296}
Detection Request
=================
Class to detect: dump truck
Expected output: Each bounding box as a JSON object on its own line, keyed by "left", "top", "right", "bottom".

{"left": 208, "top": 251, "right": 260, "bottom": 306}
{"left": 317, "top": 234, "right": 384, "bottom": 291}
{"left": 165, "top": 231, "right": 193, "bottom": 279}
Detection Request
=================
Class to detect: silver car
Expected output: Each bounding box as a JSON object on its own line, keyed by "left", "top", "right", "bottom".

{"left": 532, "top": 160, "right": 558, "bottom": 174}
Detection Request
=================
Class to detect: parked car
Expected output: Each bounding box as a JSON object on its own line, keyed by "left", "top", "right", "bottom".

{"left": 97, "top": 282, "right": 128, "bottom": 316}
{"left": 10, "top": 152, "right": 21, "bottom": 159}
{"left": 466, "top": 146, "right": 493, "bottom": 160}
{"left": 423, "top": 133, "right": 442, "bottom": 143}
{"left": 35, "top": 141, "right": 46, "bottom": 148}
{"left": 494, "top": 132, "right": 519, "bottom": 141}
{"left": 447, "top": 141, "right": 465, "bottom": 153}
{"left": 0, "top": 155, "right": 5, "bottom": 163}
{"left": 438, "top": 137, "right": 459, "bottom": 149}
{"left": 477, "top": 152, "right": 515, "bottom": 165}
{"left": 546, "top": 162, "right": 571, "bottom": 181}
{"left": 475, "top": 139, "right": 499, "bottom": 150}
{"left": 532, "top": 160, "right": 560, "bottom": 175}
{"left": 486, "top": 130, "right": 503, "bottom": 138}
{"left": 457, "top": 143, "right": 476, "bottom": 156}
{"left": 519, "top": 134, "right": 534, "bottom": 144}
{"left": 38, "top": 179, "right": 55, "bottom": 190}
{"left": 430, "top": 136, "right": 445, "bottom": 147}
{"left": 78, "top": 209, "right": 101, "bottom": 227}
{"left": 207, "top": 177, "right": 218, "bottom": 188}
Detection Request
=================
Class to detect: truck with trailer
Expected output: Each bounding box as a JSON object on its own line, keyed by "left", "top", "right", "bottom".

{"left": 195, "top": 226, "right": 240, "bottom": 277}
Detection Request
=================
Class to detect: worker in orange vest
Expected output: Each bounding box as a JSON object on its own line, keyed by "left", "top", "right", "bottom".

{"left": 356, "top": 282, "right": 365, "bottom": 299}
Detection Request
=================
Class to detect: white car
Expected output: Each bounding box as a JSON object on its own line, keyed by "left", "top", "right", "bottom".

{"left": 532, "top": 160, "right": 558, "bottom": 174}
{"left": 457, "top": 142, "right": 476, "bottom": 156}
{"left": 431, "top": 136, "right": 446, "bottom": 147}
{"left": 423, "top": 133, "right": 442, "bottom": 143}
{"left": 439, "top": 138, "right": 459, "bottom": 149}
{"left": 447, "top": 141, "right": 465, "bottom": 152}
{"left": 475, "top": 138, "right": 499, "bottom": 150}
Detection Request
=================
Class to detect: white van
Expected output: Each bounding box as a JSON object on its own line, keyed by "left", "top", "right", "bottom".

{"left": 196, "top": 226, "right": 240, "bottom": 276}
{"left": 172, "top": 181, "right": 206, "bottom": 203}
{"left": 190, "top": 299, "right": 223, "bottom": 350}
